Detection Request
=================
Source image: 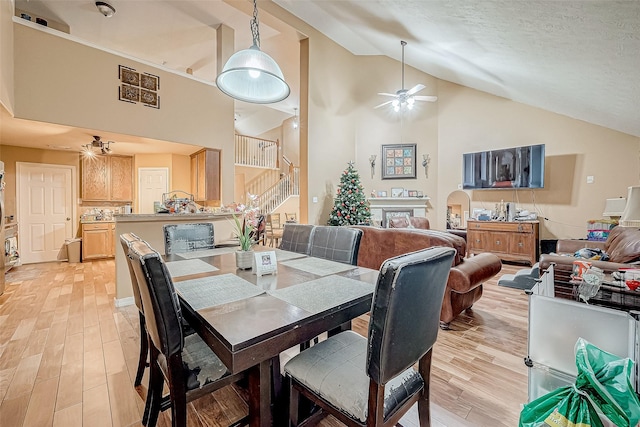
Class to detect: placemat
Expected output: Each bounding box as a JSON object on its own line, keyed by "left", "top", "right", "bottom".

{"left": 280, "top": 257, "right": 356, "bottom": 276}
{"left": 175, "top": 273, "right": 264, "bottom": 310}
{"left": 176, "top": 246, "right": 239, "bottom": 259}
{"left": 165, "top": 259, "right": 219, "bottom": 278}
{"left": 268, "top": 276, "right": 374, "bottom": 314}
{"left": 273, "top": 249, "right": 307, "bottom": 262}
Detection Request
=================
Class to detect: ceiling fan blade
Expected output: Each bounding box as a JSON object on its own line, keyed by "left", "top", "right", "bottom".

{"left": 377, "top": 92, "right": 397, "bottom": 97}
{"left": 374, "top": 100, "right": 394, "bottom": 109}
{"left": 414, "top": 95, "right": 438, "bottom": 102}
{"left": 406, "top": 84, "right": 425, "bottom": 96}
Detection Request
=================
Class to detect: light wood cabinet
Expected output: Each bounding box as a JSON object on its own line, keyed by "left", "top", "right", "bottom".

{"left": 82, "top": 155, "right": 133, "bottom": 201}
{"left": 82, "top": 222, "right": 116, "bottom": 260}
{"left": 467, "top": 220, "right": 539, "bottom": 265}
{"left": 190, "top": 148, "right": 221, "bottom": 203}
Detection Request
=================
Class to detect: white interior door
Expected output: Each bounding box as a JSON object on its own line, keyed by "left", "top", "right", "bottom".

{"left": 138, "top": 168, "right": 169, "bottom": 214}
{"left": 17, "top": 163, "right": 75, "bottom": 264}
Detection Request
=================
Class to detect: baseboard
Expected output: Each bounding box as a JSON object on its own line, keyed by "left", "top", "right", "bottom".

{"left": 114, "top": 296, "right": 134, "bottom": 307}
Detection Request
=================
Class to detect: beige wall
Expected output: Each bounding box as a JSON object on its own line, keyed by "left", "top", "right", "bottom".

{"left": 12, "top": 22, "right": 235, "bottom": 204}
{"left": 436, "top": 81, "right": 640, "bottom": 239}
{"left": 0, "top": 2, "right": 14, "bottom": 113}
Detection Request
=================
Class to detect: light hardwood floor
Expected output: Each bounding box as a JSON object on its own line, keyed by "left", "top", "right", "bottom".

{"left": 0, "top": 260, "right": 528, "bottom": 426}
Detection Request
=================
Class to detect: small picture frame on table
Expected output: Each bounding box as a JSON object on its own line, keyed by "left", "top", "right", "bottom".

{"left": 408, "top": 190, "right": 418, "bottom": 197}
{"left": 391, "top": 188, "right": 404, "bottom": 197}
{"left": 378, "top": 190, "right": 387, "bottom": 197}
{"left": 253, "top": 251, "right": 277, "bottom": 277}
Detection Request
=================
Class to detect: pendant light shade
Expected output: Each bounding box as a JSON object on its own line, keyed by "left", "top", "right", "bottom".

{"left": 216, "top": 0, "right": 290, "bottom": 104}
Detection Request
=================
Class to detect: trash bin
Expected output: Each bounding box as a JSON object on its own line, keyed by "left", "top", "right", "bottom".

{"left": 66, "top": 238, "right": 82, "bottom": 263}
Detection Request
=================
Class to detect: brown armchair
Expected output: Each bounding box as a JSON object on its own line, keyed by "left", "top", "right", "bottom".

{"left": 388, "top": 216, "right": 430, "bottom": 229}
{"left": 352, "top": 226, "right": 502, "bottom": 329}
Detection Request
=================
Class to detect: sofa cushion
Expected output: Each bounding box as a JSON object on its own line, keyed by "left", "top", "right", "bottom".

{"left": 604, "top": 227, "right": 640, "bottom": 263}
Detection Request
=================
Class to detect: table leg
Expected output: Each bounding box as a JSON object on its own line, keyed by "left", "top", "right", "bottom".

{"left": 249, "top": 360, "right": 271, "bottom": 427}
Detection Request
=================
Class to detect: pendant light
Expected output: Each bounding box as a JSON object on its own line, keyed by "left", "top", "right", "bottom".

{"left": 216, "top": 0, "right": 290, "bottom": 104}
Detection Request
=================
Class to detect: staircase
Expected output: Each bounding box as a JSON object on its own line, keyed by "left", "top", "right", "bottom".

{"left": 235, "top": 134, "right": 300, "bottom": 213}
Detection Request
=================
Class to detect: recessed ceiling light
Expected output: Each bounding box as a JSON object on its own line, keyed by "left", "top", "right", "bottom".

{"left": 95, "top": 1, "right": 116, "bottom": 18}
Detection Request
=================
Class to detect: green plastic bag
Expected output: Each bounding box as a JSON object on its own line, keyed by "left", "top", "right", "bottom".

{"left": 520, "top": 338, "right": 640, "bottom": 427}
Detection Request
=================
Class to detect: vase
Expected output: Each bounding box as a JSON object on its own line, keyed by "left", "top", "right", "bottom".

{"left": 235, "top": 250, "right": 254, "bottom": 270}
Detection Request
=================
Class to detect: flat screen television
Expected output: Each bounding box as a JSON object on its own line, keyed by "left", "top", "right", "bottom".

{"left": 462, "top": 144, "right": 545, "bottom": 190}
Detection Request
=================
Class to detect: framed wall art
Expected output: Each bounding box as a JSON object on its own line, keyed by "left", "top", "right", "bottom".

{"left": 382, "top": 144, "right": 416, "bottom": 179}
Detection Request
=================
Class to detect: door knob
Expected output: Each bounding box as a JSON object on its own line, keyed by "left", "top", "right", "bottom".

{"left": 66, "top": 217, "right": 71, "bottom": 221}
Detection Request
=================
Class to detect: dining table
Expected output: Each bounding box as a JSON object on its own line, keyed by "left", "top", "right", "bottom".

{"left": 164, "top": 246, "right": 379, "bottom": 427}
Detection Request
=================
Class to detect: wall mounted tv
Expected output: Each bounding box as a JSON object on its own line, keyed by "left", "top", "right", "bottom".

{"left": 462, "top": 144, "right": 545, "bottom": 190}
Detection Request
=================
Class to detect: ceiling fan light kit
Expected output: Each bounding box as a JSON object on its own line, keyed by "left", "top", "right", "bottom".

{"left": 375, "top": 40, "right": 437, "bottom": 111}
{"left": 216, "top": 0, "right": 290, "bottom": 104}
{"left": 82, "top": 136, "right": 113, "bottom": 156}
{"left": 95, "top": 1, "right": 116, "bottom": 18}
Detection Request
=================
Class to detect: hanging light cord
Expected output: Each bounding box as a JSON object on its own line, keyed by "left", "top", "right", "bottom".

{"left": 251, "top": 0, "right": 260, "bottom": 48}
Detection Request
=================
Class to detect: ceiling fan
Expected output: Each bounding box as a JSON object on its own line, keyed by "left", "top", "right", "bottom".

{"left": 375, "top": 41, "right": 437, "bottom": 111}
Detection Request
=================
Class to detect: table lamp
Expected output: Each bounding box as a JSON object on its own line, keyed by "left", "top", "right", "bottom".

{"left": 619, "top": 186, "right": 640, "bottom": 227}
{"left": 603, "top": 197, "right": 626, "bottom": 221}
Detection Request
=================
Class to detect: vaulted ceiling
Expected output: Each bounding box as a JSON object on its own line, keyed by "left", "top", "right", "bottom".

{"left": 5, "top": 0, "right": 639, "bottom": 155}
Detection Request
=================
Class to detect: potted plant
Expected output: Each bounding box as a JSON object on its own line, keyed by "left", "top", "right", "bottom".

{"left": 233, "top": 213, "right": 255, "bottom": 270}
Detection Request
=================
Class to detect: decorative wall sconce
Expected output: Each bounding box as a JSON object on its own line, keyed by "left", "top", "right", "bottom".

{"left": 422, "top": 154, "right": 431, "bottom": 178}
{"left": 369, "top": 154, "right": 377, "bottom": 178}
{"left": 292, "top": 107, "right": 299, "bottom": 129}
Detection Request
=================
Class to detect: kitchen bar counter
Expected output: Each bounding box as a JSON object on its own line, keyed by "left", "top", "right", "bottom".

{"left": 114, "top": 212, "right": 236, "bottom": 303}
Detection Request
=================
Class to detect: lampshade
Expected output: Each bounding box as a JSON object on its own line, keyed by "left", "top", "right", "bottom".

{"left": 215, "top": 0, "right": 290, "bottom": 104}
{"left": 602, "top": 197, "right": 626, "bottom": 218}
{"left": 619, "top": 186, "right": 640, "bottom": 227}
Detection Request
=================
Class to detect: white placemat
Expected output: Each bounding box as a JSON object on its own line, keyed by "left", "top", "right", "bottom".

{"left": 165, "top": 259, "right": 219, "bottom": 278}
{"left": 176, "top": 246, "right": 239, "bottom": 259}
{"left": 267, "top": 275, "right": 374, "bottom": 314}
{"left": 281, "top": 257, "right": 356, "bottom": 276}
{"left": 175, "top": 273, "right": 264, "bottom": 310}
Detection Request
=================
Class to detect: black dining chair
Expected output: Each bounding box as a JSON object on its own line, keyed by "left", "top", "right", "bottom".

{"left": 163, "top": 223, "right": 215, "bottom": 255}
{"left": 279, "top": 224, "right": 315, "bottom": 254}
{"left": 284, "top": 247, "right": 456, "bottom": 427}
{"left": 308, "top": 225, "right": 362, "bottom": 265}
{"left": 127, "top": 238, "right": 248, "bottom": 427}
{"left": 119, "top": 233, "right": 147, "bottom": 388}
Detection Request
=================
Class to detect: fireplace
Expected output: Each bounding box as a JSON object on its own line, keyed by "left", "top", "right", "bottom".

{"left": 381, "top": 209, "right": 412, "bottom": 228}
{"left": 367, "top": 196, "right": 431, "bottom": 227}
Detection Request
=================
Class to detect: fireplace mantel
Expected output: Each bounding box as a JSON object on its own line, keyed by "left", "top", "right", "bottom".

{"left": 367, "top": 197, "right": 431, "bottom": 227}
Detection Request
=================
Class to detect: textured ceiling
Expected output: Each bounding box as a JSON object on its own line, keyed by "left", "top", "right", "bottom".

{"left": 275, "top": 0, "right": 640, "bottom": 137}
{"left": 4, "top": 0, "right": 639, "bottom": 156}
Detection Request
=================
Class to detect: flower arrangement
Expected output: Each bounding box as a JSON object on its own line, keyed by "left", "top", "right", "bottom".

{"left": 230, "top": 193, "right": 261, "bottom": 252}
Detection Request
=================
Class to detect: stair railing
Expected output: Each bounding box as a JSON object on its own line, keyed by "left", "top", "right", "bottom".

{"left": 235, "top": 134, "right": 279, "bottom": 169}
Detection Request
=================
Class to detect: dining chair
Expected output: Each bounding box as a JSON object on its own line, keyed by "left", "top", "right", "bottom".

{"left": 279, "top": 224, "right": 315, "bottom": 254}
{"left": 308, "top": 225, "right": 363, "bottom": 265}
{"left": 285, "top": 212, "right": 298, "bottom": 223}
{"left": 285, "top": 246, "right": 456, "bottom": 427}
{"left": 163, "top": 223, "right": 215, "bottom": 255}
{"left": 118, "top": 233, "right": 147, "bottom": 387}
{"left": 266, "top": 213, "right": 284, "bottom": 247}
{"left": 127, "top": 238, "right": 248, "bottom": 427}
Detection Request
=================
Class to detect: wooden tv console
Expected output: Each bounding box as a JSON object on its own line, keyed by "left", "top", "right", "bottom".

{"left": 467, "top": 220, "right": 539, "bottom": 266}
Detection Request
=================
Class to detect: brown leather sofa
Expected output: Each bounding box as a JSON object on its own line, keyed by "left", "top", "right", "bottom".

{"left": 539, "top": 226, "right": 640, "bottom": 274}
{"left": 352, "top": 226, "right": 502, "bottom": 329}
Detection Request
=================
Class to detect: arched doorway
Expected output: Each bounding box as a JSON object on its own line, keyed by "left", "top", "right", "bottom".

{"left": 446, "top": 190, "right": 470, "bottom": 229}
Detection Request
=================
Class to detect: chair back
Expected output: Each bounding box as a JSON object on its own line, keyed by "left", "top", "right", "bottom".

{"left": 279, "top": 224, "right": 315, "bottom": 254}
{"left": 267, "top": 213, "right": 282, "bottom": 230}
{"left": 388, "top": 216, "right": 430, "bottom": 230}
{"left": 128, "top": 239, "right": 184, "bottom": 358}
{"left": 309, "top": 226, "right": 362, "bottom": 265}
{"left": 367, "top": 247, "right": 455, "bottom": 384}
{"left": 252, "top": 214, "right": 266, "bottom": 244}
{"left": 163, "top": 223, "right": 215, "bottom": 255}
{"left": 119, "top": 233, "right": 143, "bottom": 312}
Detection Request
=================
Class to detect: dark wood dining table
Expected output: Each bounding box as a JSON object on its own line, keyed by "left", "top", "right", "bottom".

{"left": 165, "top": 246, "right": 378, "bottom": 427}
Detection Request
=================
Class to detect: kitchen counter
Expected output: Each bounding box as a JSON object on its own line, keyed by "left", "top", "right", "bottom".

{"left": 114, "top": 212, "right": 233, "bottom": 223}
{"left": 80, "top": 219, "right": 115, "bottom": 224}
{"left": 114, "top": 212, "right": 236, "bottom": 303}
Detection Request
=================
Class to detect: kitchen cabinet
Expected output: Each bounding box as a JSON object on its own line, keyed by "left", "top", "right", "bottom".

{"left": 467, "top": 220, "right": 539, "bottom": 265}
{"left": 82, "top": 155, "right": 133, "bottom": 201}
{"left": 82, "top": 222, "right": 116, "bottom": 260}
{"left": 190, "top": 148, "right": 221, "bottom": 203}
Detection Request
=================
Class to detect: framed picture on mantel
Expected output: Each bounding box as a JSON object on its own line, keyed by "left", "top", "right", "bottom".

{"left": 382, "top": 144, "right": 416, "bottom": 179}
